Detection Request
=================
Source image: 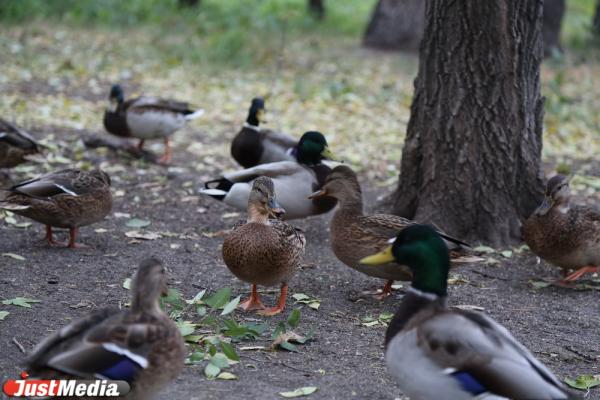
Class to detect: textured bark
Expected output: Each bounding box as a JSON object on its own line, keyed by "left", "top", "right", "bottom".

{"left": 392, "top": 0, "right": 545, "bottom": 246}
{"left": 308, "top": 0, "right": 325, "bottom": 20}
{"left": 542, "top": 0, "right": 565, "bottom": 56}
{"left": 363, "top": 0, "right": 425, "bottom": 51}
{"left": 594, "top": 0, "right": 600, "bottom": 34}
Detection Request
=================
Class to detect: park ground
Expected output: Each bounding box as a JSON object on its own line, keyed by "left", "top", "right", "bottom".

{"left": 1, "top": 2, "right": 600, "bottom": 399}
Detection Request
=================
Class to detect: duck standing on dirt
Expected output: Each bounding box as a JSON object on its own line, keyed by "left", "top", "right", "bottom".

{"left": 231, "top": 97, "right": 297, "bottom": 168}
{"left": 0, "top": 118, "right": 41, "bottom": 169}
{"left": 309, "top": 165, "right": 470, "bottom": 298}
{"left": 0, "top": 168, "right": 112, "bottom": 248}
{"left": 361, "top": 225, "right": 573, "bottom": 400}
{"left": 222, "top": 177, "right": 306, "bottom": 316}
{"left": 201, "top": 131, "right": 337, "bottom": 220}
{"left": 103, "top": 84, "right": 204, "bottom": 164}
{"left": 24, "top": 258, "right": 186, "bottom": 400}
{"left": 522, "top": 174, "right": 600, "bottom": 282}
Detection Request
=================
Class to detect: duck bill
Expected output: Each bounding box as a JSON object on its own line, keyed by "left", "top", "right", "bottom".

{"left": 308, "top": 188, "right": 327, "bottom": 199}
{"left": 267, "top": 198, "right": 285, "bottom": 219}
{"left": 535, "top": 196, "right": 553, "bottom": 216}
{"left": 360, "top": 246, "right": 394, "bottom": 265}
{"left": 320, "top": 146, "right": 338, "bottom": 161}
{"left": 161, "top": 283, "right": 169, "bottom": 297}
{"left": 257, "top": 109, "right": 267, "bottom": 124}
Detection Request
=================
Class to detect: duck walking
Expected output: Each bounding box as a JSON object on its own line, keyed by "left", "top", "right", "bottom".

{"left": 103, "top": 84, "right": 204, "bottom": 164}
{"left": 202, "top": 131, "right": 337, "bottom": 220}
{"left": 309, "top": 165, "right": 469, "bottom": 298}
{"left": 522, "top": 174, "right": 600, "bottom": 282}
{"left": 0, "top": 118, "right": 41, "bottom": 169}
{"left": 361, "top": 225, "right": 572, "bottom": 400}
{"left": 0, "top": 168, "right": 112, "bottom": 247}
{"left": 25, "top": 258, "right": 186, "bottom": 400}
{"left": 222, "top": 177, "right": 306, "bottom": 316}
{"left": 231, "top": 97, "right": 297, "bottom": 168}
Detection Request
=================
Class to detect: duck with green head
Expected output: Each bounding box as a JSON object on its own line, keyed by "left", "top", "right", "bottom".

{"left": 361, "top": 225, "right": 573, "bottom": 400}
{"left": 230, "top": 97, "right": 298, "bottom": 168}
{"left": 201, "top": 131, "right": 337, "bottom": 220}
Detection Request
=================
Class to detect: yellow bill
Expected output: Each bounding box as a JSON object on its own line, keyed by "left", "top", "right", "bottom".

{"left": 307, "top": 189, "right": 327, "bottom": 199}
{"left": 360, "top": 246, "right": 394, "bottom": 265}
{"left": 320, "top": 146, "right": 338, "bottom": 161}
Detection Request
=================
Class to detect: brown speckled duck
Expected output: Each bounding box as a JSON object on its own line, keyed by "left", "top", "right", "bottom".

{"left": 522, "top": 174, "right": 600, "bottom": 282}
{"left": 222, "top": 176, "right": 306, "bottom": 316}
{"left": 103, "top": 84, "right": 204, "bottom": 164}
{"left": 309, "top": 165, "right": 470, "bottom": 298}
{"left": 0, "top": 168, "right": 112, "bottom": 247}
{"left": 231, "top": 97, "right": 297, "bottom": 168}
{"left": 0, "top": 118, "right": 41, "bottom": 169}
{"left": 25, "top": 258, "right": 186, "bottom": 400}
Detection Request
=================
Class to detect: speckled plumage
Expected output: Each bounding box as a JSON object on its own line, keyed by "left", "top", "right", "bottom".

{"left": 0, "top": 118, "right": 40, "bottom": 169}
{"left": 25, "top": 258, "right": 186, "bottom": 400}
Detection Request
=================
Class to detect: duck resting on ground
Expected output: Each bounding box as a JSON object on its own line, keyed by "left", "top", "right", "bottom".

{"left": 231, "top": 97, "right": 297, "bottom": 168}
{"left": 25, "top": 258, "right": 186, "bottom": 400}
{"left": 201, "top": 131, "right": 337, "bottom": 220}
{"left": 103, "top": 84, "right": 204, "bottom": 164}
{"left": 309, "top": 165, "right": 470, "bottom": 298}
{"left": 360, "top": 225, "right": 573, "bottom": 400}
{"left": 0, "top": 168, "right": 112, "bottom": 248}
{"left": 522, "top": 174, "right": 600, "bottom": 282}
{"left": 0, "top": 118, "right": 41, "bottom": 169}
{"left": 222, "top": 177, "right": 306, "bottom": 316}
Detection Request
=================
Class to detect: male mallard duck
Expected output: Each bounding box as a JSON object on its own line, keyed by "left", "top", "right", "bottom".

{"left": 0, "top": 118, "right": 41, "bottom": 169}
{"left": 222, "top": 177, "right": 306, "bottom": 316}
{"left": 231, "top": 97, "right": 297, "bottom": 168}
{"left": 201, "top": 131, "right": 337, "bottom": 220}
{"left": 361, "top": 225, "right": 572, "bottom": 400}
{"left": 0, "top": 168, "right": 112, "bottom": 247}
{"left": 522, "top": 174, "right": 599, "bottom": 282}
{"left": 103, "top": 84, "right": 204, "bottom": 164}
{"left": 309, "top": 165, "right": 469, "bottom": 298}
{"left": 25, "top": 258, "right": 186, "bottom": 400}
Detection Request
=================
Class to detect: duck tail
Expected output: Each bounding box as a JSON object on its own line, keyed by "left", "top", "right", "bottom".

{"left": 199, "top": 178, "right": 234, "bottom": 201}
{"left": 185, "top": 109, "right": 205, "bottom": 121}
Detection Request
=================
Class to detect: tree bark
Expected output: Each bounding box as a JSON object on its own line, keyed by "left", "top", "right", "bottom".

{"left": 392, "top": 1, "right": 545, "bottom": 246}
{"left": 594, "top": 0, "right": 600, "bottom": 34}
{"left": 363, "top": 0, "right": 425, "bottom": 51}
{"left": 308, "top": 0, "right": 325, "bottom": 20}
{"left": 542, "top": 0, "right": 565, "bottom": 56}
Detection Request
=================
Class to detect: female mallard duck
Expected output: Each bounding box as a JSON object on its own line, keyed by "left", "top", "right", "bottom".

{"left": 522, "top": 174, "right": 599, "bottom": 282}
{"left": 309, "top": 165, "right": 469, "bottom": 298}
{"left": 361, "top": 225, "right": 572, "bottom": 400}
{"left": 103, "top": 84, "right": 204, "bottom": 164}
{"left": 25, "top": 258, "right": 186, "bottom": 400}
{"left": 0, "top": 168, "right": 112, "bottom": 247}
{"left": 201, "top": 131, "right": 337, "bottom": 220}
{"left": 222, "top": 177, "right": 306, "bottom": 316}
{"left": 231, "top": 97, "right": 297, "bottom": 168}
{"left": 0, "top": 118, "right": 41, "bottom": 169}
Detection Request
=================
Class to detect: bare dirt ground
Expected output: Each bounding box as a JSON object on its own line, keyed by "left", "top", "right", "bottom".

{"left": 1, "top": 129, "right": 599, "bottom": 399}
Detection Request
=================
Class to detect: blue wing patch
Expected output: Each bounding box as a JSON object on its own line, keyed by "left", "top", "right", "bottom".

{"left": 451, "top": 371, "right": 486, "bottom": 395}
{"left": 99, "top": 357, "right": 142, "bottom": 382}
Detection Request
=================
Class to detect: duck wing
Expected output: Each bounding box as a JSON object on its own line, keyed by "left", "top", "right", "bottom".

{"left": 10, "top": 169, "right": 100, "bottom": 199}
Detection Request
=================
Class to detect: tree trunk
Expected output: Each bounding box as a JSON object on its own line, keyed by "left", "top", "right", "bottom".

{"left": 363, "top": 0, "right": 425, "bottom": 51}
{"left": 392, "top": 1, "right": 545, "bottom": 246}
{"left": 594, "top": 0, "right": 600, "bottom": 34}
{"left": 308, "top": 0, "right": 325, "bottom": 20}
{"left": 542, "top": 0, "right": 565, "bottom": 56}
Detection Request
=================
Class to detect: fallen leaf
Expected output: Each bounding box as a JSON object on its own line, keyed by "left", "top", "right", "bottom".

{"left": 2, "top": 297, "right": 40, "bottom": 308}
{"left": 204, "top": 362, "right": 220, "bottom": 379}
{"left": 124, "top": 231, "right": 161, "bottom": 240}
{"left": 564, "top": 374, "right": 600, "bottom": 390}
{"left": 500, "top": 250, "right": 513, "bottom": 258}
{"left": 217, "top": 372, "right": 238, "bottom": 380}
{"left": 473, "top": 245, "right": 495, "bottom": 254}
{"left": 0, "top": 311, "right": 9, "bottom": 320}
{"left": 126, "top": 218, "right": 151, "bottom": 228}
{"left": 2, "top": 253, "right": 25, "bottom": 261}
{"left": 279, "top": 387, "right": 318, "bottom": 398}
{"left": 454, "top": 304, "right": 485, "bottom": 311}
{"left": 122, "top": 278, "right": 132, "bottom": 290}
{"left": 221, "top": 295, "right": 241, "bottom": 316}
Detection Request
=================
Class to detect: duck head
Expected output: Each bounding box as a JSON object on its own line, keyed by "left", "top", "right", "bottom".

{"left": 360, "top": 225, "right": 450, "bottom": 297}
{"left": 308, "top": 165, "right": 361, "bottom": 206}
{"left": 90, "top": 169, "right": 112, "bottom": 186}
{"left": 296, "top": 131, "right": 337, "bottom": 165}
{"left": 107, "top": 84, "right": 124, "bottom": 113}
{"left": 247, "top": 97, "right": 266, "bottom": 126}
{"left": 535, "top": 174, "right": 571, "bottom": 216}
{"left": 247, "top": 176, "right": 285, "bottom": 222}
{"left": 132, "top": 257, "right": 169, "bottom": 313}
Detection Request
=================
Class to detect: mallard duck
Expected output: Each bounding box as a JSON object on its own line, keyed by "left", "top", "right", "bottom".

{"left": 103, "top": 84, "right": 204, "bottom": 164}
{"left": 309, "top": 165, "right": 469, "bottom": 298}
{"left": 201, "top": 131, "right": 337, "bottom": 220}
{"left": 0, "top": 118, "right": 41, "bottom": 169}
{"left": 360, "top": 225, "right": 572, "bottom": 400}
{"left": 25, "top": 258, "right": 186, "bottom": 400}
{"left": 0, "top": 168, "right": 112, "bottom": 247}
{"left": 231, "top": 97, "right": 297, "bottom": 168}
{"left": 522, "top": 174, "right": 599, "bottom": 282}
{"left": 222, "top": 177, "right": 306, "bottom": 316}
